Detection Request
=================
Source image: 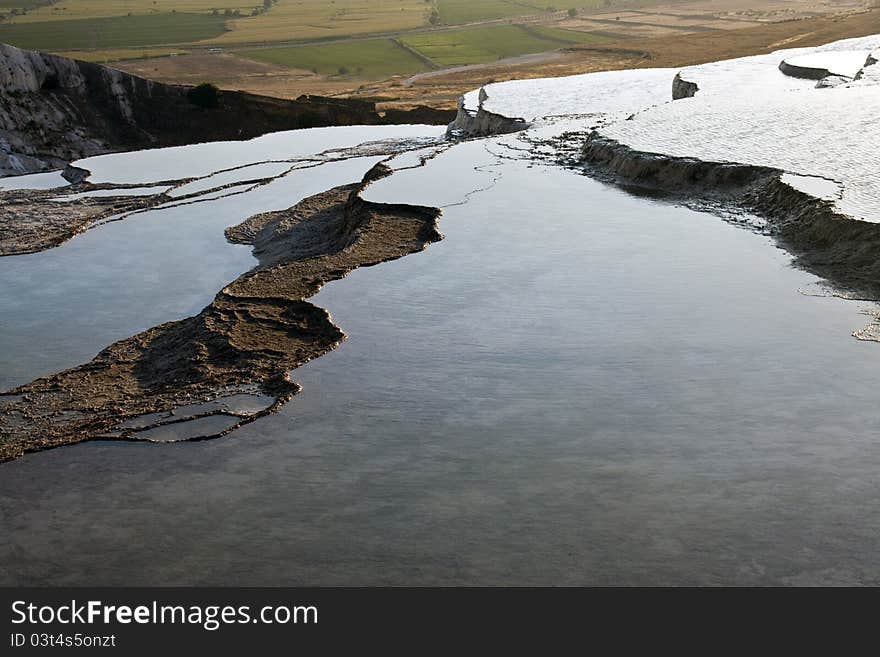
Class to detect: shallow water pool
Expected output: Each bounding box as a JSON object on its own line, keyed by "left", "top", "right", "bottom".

{"left": 2, "top": 150, "right": 879, "bottom": 585}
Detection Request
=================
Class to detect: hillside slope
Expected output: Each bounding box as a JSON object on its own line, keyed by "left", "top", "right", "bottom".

{"left": 0, "top": 43, "right": 452, "bottom": 176}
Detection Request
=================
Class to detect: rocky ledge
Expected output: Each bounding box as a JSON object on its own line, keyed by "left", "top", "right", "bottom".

{"left": 0, "top": 161, "right": 442, "bottom": 462}
{"left": 0, "top": 43, "right": 454, "bottom": 176}
{"left": 582, "top": 134, "right": 880, "bottom": 302}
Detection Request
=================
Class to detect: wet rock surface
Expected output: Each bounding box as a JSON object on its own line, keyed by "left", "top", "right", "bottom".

{"left": 581, "top": 135, "right": 880, "bottom": 304}
{"left": 0, "top": 163, "right": 441, "bottom": 462}
{"left": 0, "top": 127, "right": 445, "bottom": 255}
{"left": 0, "top": 183, "right": 169, "bottom": 255}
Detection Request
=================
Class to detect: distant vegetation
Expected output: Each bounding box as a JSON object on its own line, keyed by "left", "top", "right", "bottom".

{"left": 0, "top": 0, "right": 611, "bottom": 52}
{"left": 401, "top": 24, "right": 596, "bottom": 67}
{"left": 187, "top": 81, "right": 220, "bottom": 107}
{"left": 0, "top": 0, "right": 650, "bottom": 80}
{"left": 239, "top": 22, "right": 618, "bottom": 75}
{"left": 208, "top": 0, "right": 431, "bottom": 44}
{"left": 0, "top": 13, "right": 227, "bottom": 50}
{"left": 240, "top": 39, "right": 429, "bottom": 77}
{"left": 0, "top": 0, "right": 54, "bottom": 22}
{"left": 435, "top": 0, "right": 598, "bottom": 25}
{"left": 436, "top": 0, "right": 532, "bottom": 24}
{"left": 525, "top": 25, "right": 615, "bottom": 44}
{"left": 5, "top": 0, "right": 244, "bottom": 22}
{"left": 0, "top": 0, "right": 48, "bottom": 8}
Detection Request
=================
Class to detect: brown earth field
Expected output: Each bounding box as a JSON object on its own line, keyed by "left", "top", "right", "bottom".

{"left": 113, "top": 6, "right": 880, "bottom": 112}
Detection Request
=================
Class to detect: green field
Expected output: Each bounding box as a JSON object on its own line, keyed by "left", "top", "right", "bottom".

{"left": 239, "top": 39, "right": 430, "bottom": 77}
{"left": 209, "top": 0, "right": 430, "bottom": 45}
{"left": 435, "top": 0, "right": 599, "bottom": 25}
{"left": 0, "top": 0, "right": 638, "bottom": 73}
{"left": 401, "top": 24, "right": 575, "bottom": 67}
{"left": 9, "top": 0, "right": 248, "bottom": 22}
{"left": 436, "top": 0, "right": 530, "bottom": 24}
{"left": 524, "top": 25, "right": 616, "bottom": 44}
{"left": 239, "top": 23, "right": 621, "bottom": 75}
{"left": 0, "top": 12, "right": 227, "bottom": 50}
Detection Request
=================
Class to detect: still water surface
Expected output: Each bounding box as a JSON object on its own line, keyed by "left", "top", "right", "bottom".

{"left": 2, "top": 150, "right": 879, "bottom": 585}
{"left": 0, "top": 156, "right": 383, "bottom": 390}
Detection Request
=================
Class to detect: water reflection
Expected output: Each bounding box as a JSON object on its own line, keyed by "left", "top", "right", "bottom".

{"left": 2, "top": 160, "right": 879, "bottom": 585}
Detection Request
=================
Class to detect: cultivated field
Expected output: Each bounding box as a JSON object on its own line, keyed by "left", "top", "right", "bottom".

{"left": 435, "top": 0, "right": 594, "bottom": 24}
{"left": 207, "top": 0, "right": 432, "bottom": 44}
{"left": 235, "top": 22, "right": 618, "bottom": 77}
{"left": 0, "top": 0, "right": 432, "bottom": 46}
{"left": 0, "top": 0, "right": 872, "bottom": 107}
{"left": 4, "top": 0, "right": 243, "bottom": 22}
{"left": 240, "top": 38, "right": 429, "bottom": 77}
{"left": 524, "top": 25, "right": 616, "bottom": 44}
{"left": 436, "top": 0, "right": 538, "bottom": 24}
{"left": 114, "top": 3, "right": 880, "bottom": 112}
{"left": 0, "top": 0, "right": 649, "bottom": 53}
{"left": 0, "top": 0, "right": 44, "bottom": 8}
{"left": 0, "top": 12, "right": 227, "bottom": 50}
{"left": 400, "top": 24, "right": 601, "bottom": 67}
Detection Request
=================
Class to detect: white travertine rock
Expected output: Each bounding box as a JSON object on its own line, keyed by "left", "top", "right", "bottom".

{"left": 461, "top": 68, "right": 674, "bottom": 121}
{"left": 456, "top": 33, "right": 880, "bottom": 223}
{"left": 598, "top": 59, "right": 880, "bottom": 222}
{"left": 0, "top": 42, "right": 84, "bottom": 92}
{"left": 675, "top": 34, "right": 880, "bottom": 95}
{"left": 782, "top": 50, "right": 871, "bottom": 79}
